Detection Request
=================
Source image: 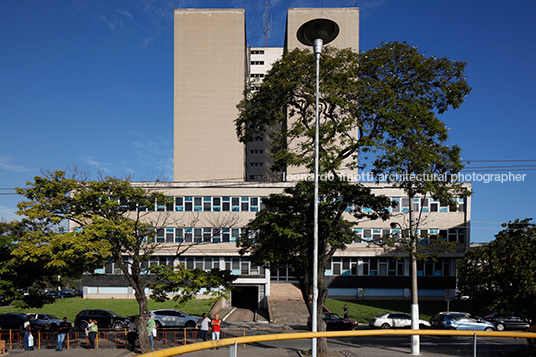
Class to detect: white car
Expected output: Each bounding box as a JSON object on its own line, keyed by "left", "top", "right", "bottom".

{"left": 369, "top": 312, "right": 431, "bottom": 329}
{"left": 149, "top": 309, "right": 200, "bottom": 329}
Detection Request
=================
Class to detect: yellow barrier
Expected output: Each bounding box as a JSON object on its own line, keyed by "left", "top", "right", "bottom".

{"left": 139, "top": 329, "right": 536, "bottom": 356}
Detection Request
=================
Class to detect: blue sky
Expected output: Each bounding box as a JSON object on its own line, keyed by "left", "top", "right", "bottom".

{"left": 1, "top": 0, "right": 534, "bottom": 243}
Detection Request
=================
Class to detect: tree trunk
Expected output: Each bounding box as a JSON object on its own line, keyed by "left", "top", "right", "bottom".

{"left": 135, "top": 290, "right": 151, "bottom": 353}
{"left": 120, "top": 258, "right": 152, "bottom": 354}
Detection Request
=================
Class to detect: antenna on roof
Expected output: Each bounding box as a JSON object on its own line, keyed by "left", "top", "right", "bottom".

{"left": 264, "top": 0, "right": 272, "bottom": 47}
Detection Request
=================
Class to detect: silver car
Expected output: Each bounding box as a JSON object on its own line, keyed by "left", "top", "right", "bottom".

{"left": 149, "top": 309, "right": 200, "bottom": 329}
{"left": 27, "top": 313, "right": 63, "bottom": 330}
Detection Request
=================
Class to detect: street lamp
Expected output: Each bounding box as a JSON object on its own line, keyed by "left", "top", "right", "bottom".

{"left": 390, "top": 221, "right": 420, "bottom": 355}
{"left": 297, "top": 18, "right": 339, "bottom": 357}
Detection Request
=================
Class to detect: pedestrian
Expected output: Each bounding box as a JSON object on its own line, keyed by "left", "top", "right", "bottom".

{"left": 127, "top": 316, "right": 138, "bottom": 352}
{"left": 147, "top": 315, "right": 157, "bottom": 350}
{"left": 343, "top": 304, "right": 349, "bottom": 319}
{"left": 23, "top": 315, "right": 34, "bottom": 351}
{"left": 211, "top": 313, "right": 221, "bottom": 342}
{"left": 87, "top": 318, "right": 98, "bottom": 350}
{"left": 56, "top": 316, "right": 72, "bottom": 351}
{"left": 196, "top": 313, "right": 211, "bottom": 341}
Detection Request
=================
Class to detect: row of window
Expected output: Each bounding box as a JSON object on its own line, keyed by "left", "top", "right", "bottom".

{"left": 251, "top": 61, "right": 264, "bottom": 65}
{"left": 352, "top": 228, "right": 466, "bottom": 244}
{"left": 98, "top": 256, "right": 454, "bottom": 278}
{"left": 127, "top": 196, "right": 465, "bottom": 214}
{"left": 155, "top": 227, "right": 242, "bottom": 243}
{"left": 98, "top": 256, "right": 263, "bottom": 277}
{"left": 150, "top": 227, "right": 465, "bottom": 244}
{"left": 270, "top": 258, "right": 455, "bottom": 281}
{"left": 326, "top": 257, "right": 453, "bottom": 277}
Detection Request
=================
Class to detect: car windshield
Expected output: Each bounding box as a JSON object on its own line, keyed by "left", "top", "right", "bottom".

{"left": 450, "top": 314, "right": 470, "bottom": 321}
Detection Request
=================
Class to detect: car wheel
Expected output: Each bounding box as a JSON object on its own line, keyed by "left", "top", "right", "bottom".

{"left": 496, "top": 323, "right": 505, "bottom": 331}
{"left": 185, "top": 320, "right": 196, "bottom": 329}
{"left": 112, "top": 321, "right": 124, "bottom": 331}
{"left": 484, "top": 327, "right": 494, "bottom": 332}
{"left": 78, "top": 321, "right": 88, "bottom": 330}
{"left": 381, "top": 323, "right": 391, "bottom": 329}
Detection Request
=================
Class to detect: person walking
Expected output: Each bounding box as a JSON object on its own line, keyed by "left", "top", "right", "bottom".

{"left": 55, "top": 317, "right": 72, "bottom": 351}
{"left": 196, "top": 313, "right": 211, "bottom": 342}
{"left": 87, "top": 319, "right": 98, "bottom": 350}
{"left": 127, "top": 317, "right": 138, "bottom": 352}
{"left": 343, "top": 304, "right": 349, "bottom": 319}
{"left": 147, "top": 315, "right": 157, "bottom": 350}
{"left": 23, "top": 315, "right": 34, "bottom": 351}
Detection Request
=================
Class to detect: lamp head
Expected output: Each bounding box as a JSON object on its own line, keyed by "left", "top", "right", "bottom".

{"left": 297, "top": 18, "right": 339, "bottom": 47}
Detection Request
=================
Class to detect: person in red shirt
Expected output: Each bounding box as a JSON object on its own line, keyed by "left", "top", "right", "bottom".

{"left": 211, "top": 314, "right": 221, "bottom": 342}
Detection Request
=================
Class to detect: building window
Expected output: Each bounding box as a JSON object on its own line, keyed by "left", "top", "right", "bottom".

{"left": 249, "top": 149, "right": 264, "bottom": 154}
{"left": 250, "top": 50, "right": 264, "bottom": 54}
{"left": 252, "top": 136, "right": 264, "bottom": 141}
{"left": 250, "top": 162, "right": 264, "bottom": 167}
{"left": 249, "top": 175, "right": 264, "bottom": 181}
{"left": 251, "top": 61, "right": 264, "bottom": 65}
{"left": 250, "top": 73, "right": 264, "bottom": 78}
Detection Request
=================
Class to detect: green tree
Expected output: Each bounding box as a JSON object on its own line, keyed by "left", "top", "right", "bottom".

{"left": 236, "top": 41, "right": 471, "bottom": 356}
{"left": 0, "top": 220, "right": 61, "bottom": 307}
{"left": 458, "top": 218, "right": 536, "bottom": 324}
{"left": 14, "top": 170, "right": 235, "bottom": 353}
{"left": 238, "top": 180, "right": 390, "bottom": 337}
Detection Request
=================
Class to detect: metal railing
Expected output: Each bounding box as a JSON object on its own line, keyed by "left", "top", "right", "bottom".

{"left": 0, "top": 328, "right": 248, "bottom": 350}
{"left": 138, "top": 329, "right": 536, "bottom": 357}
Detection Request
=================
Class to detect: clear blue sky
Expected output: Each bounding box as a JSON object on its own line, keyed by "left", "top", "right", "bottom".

{"left": 1, "top": 0, "right": 535, "bottom": 243}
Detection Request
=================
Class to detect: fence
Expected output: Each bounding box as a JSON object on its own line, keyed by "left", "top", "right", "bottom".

{"left": 0, "top": 329, "right": 249, "bottom": 350}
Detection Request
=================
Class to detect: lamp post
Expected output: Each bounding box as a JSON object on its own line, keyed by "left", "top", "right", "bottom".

{"left": 390, "top": 221, "right": 420, "bottom": 355}
{"left": 297, "top": 18, "right": 339, "bottom": 357}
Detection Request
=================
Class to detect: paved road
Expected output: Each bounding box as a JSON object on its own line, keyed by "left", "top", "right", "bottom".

{"left": 4, "top": 333, "right": 532, "bottom": 356}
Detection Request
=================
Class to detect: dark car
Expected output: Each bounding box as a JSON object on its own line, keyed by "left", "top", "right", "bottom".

{"left": 307, "top": 312, "right": 358, "bottom": 331}
{"left": 483, "top": 312, "right": 530, "bottom": 331}
{"left": 74, "top": 309, "right": 129, "bottom": 331}
{"left": 58, "top": 289, "right": 76, "bottom": 299}
{"left": 0, "top": 313, "right": 43, "bottom": 331}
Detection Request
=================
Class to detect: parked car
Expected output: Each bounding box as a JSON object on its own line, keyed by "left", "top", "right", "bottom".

{"left": 0, "top": 313, "right": 44, "bottom": 331}
{"left": 307, "top": 312, "right": 358, "bottom": 331}
{"left": 369, "top": 312, "right": 430, "bottom": 329}
{"left": 27, "top": 313, "right": 63, "bottom": 330}
{"left": 75, "top": 309, "right": 129, "bottom": 331}
{"left": 59, "top": 289, "right": 77, "bottom": 299}
{"left": 44, "top": 290, "right": 60, "bottom": 299}
{"left": 430, "top": 312, "right": 495, "bottom": 331}
{"left": 149, "top": 309, "right": 200, "bottom": 329}
{"left": 483, "top": 312, "right": 530, "bottom": 331}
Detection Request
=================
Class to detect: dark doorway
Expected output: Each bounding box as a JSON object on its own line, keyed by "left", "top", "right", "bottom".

{"left": 231, "top": 285, "right": 259, "bottom": 310}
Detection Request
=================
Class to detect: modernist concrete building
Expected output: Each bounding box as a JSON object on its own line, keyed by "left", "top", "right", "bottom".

{"left": 83, "top": 7, "right": 471, "bottom": 308}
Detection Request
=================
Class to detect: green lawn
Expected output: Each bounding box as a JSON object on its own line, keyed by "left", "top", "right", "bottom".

{"left": 324, "top": 298, "right": 473, "bottom": 324}
{"left": 0, "top": 297, "right": 214, "bottom": 322}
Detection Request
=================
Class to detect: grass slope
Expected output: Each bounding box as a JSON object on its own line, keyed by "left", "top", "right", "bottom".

{"left": 324, "top": 298, "right": 473, "bottom": 324}
{"left": 0, "top": 297, "right": 213, "bottom": 322}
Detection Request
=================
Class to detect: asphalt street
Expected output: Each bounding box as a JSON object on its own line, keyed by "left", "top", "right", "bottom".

{"left": 4, "top": 332, "right": 533, "bottom": 356}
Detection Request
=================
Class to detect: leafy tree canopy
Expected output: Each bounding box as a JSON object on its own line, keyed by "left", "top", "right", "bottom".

{"left": 458, "top": 218, "right": 536, "bottom": 323}
{"left": 14, "top": 169, "right": 235, "bottom": 353}
{"left": 236, "top": 41, "right": 471, "bottom": 177}
{"left": 239, "top": 179, "right": 391, "bottom": 312}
